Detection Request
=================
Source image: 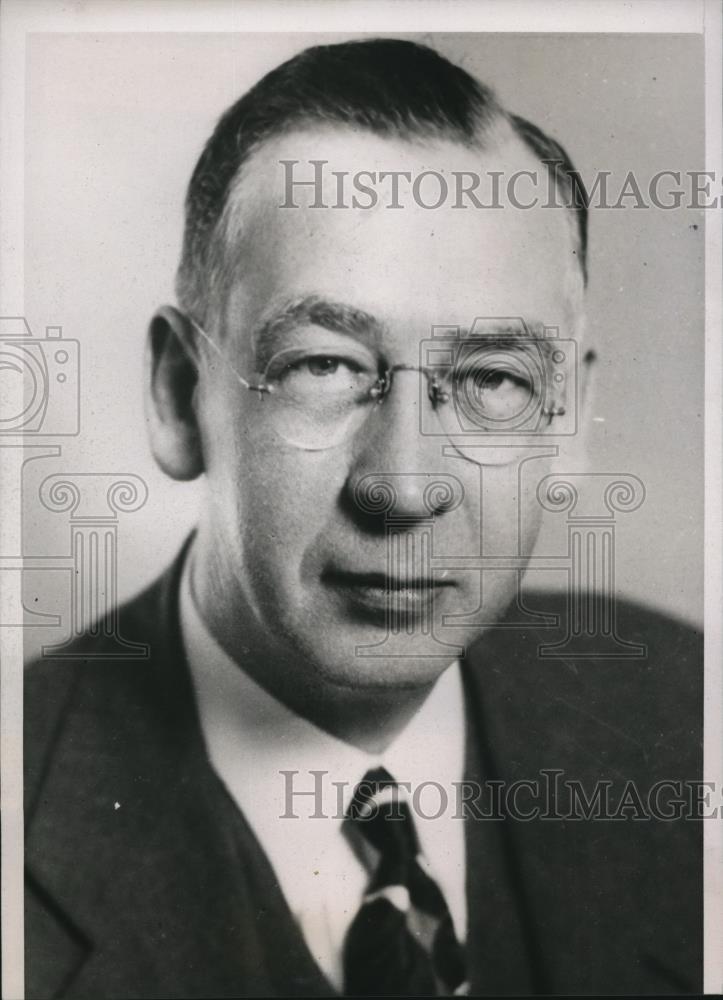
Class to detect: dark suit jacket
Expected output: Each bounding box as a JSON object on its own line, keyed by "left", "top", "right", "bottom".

{"left": 25, "top": 550, "right": 703, "bottom": 997}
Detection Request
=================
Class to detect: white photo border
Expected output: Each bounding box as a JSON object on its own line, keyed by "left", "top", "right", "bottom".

{"left": 1, "top": 2, "right": 719, "bottom": 997}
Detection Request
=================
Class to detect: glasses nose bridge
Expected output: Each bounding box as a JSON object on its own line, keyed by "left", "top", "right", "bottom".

{"left": 379, "top": 364, "right": 446, "bottom": 407}
{"left": 357, "top": 364, "right": 450, "bottom": 461}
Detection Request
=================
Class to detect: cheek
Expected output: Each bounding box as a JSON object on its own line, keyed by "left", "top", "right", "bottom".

{"left": 227, "top": 438, "right": 350, "bottom": 568}
{"left": 200, "top": 378, "right": 357, "bottom": 573}
{"left": 479, "top": 459, "right": 549, "bottom": 554}
{"left": 519, "top": 467, "right": 546, "bottom": 540}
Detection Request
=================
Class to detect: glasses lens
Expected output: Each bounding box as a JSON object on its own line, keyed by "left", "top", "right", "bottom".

{"left": 262, "top": 345, "right": 379, "bottom": 449}
{"left": 434, "top": 340, "right": 549, "bottom": 465}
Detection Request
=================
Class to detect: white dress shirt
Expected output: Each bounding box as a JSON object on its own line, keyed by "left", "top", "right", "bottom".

{"left": 180, "top": 557, "right": 467, "bottom": 990}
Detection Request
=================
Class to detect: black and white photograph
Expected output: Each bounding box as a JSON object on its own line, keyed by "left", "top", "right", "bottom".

{"left": 1, "top": 1, "right": 721, "bottom": 997}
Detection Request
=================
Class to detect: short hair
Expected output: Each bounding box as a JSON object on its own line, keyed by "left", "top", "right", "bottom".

{"left": 176, "top": 38, "right": 588, "bottom": 328}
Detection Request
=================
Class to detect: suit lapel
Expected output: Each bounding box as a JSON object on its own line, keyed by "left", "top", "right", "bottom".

{"left": 461, "top": 613, "right": 596, "bottom": 995}
{"left": 462, "top": 648, "right": 542, "bottom": 995}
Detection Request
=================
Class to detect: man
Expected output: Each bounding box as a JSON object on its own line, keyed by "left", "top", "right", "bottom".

{"left": 25, "top": 39, "right": 702, "bottom": 997}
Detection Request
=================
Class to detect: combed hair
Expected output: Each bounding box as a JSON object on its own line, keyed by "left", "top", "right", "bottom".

{"left": 176, "top": 38, "right": 588, "bottom": 326}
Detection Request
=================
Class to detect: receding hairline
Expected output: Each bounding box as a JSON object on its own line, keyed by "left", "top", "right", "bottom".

{"left": 175, "top": 37, "right": 588, "bottom": 331}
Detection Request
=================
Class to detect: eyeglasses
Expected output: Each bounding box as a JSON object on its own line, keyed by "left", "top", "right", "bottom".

{"left": 191, "top": 319, "right": 572, "bottom": 466}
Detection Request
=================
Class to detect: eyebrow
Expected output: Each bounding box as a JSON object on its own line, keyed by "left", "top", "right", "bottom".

{"left": 462, "top": 318, "right": 559, "bottom": 358}
{"left": 251, "top": 296, "right": 388, "bottom": 368}
{"left": 463, "top": 317, "right": 555, "bottom": 342}
{"left": 251, "top": 295, "right": 556, "bottom": 367}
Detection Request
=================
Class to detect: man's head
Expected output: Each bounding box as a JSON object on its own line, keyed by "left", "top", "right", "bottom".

{"left": 147, "top": 38, "right": 591, "bottom": 708}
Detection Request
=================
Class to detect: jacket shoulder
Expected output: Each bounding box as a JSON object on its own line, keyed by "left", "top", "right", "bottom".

{"left": 466, "top": 590, "right": 703, "bottom": 770}
{"left": 24, "top": 572, "right": 171, "bottom": 817}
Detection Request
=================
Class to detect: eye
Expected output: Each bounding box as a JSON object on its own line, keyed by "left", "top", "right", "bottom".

{"left": 304, "top": 356, "right": 343, "bottom": 377}
{"left": 282, "top": 354, "right": 366, "bottom": 382}
{"left": 475, "top": 368, "right": 507, "bottom": 390}
{"left": 266, "top": 350, "right": 362, "bottom": 383}
{"left": 265, "top": 349, "right": 378, "bottom": 404}
{"left": 461, "top": 365, "right": 534, "bottom": 394}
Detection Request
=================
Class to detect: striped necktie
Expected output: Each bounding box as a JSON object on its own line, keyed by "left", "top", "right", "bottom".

{"left": 342, "top": 767, "right": 468, "bottom": 996}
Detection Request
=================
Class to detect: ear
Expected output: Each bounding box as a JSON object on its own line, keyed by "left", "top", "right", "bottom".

{"left": 561, "top": 343, "right": 598, "bottom": 472}
{"left": 580, "top": 345, "right": 597, "bottom": 415}
{"left": 145, "top": 305, "right": 204, "bottom": 481}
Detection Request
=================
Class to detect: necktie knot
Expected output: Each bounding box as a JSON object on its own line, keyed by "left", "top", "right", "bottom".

{"left": 345, "top": 767, "right": 419, "bottom": 862}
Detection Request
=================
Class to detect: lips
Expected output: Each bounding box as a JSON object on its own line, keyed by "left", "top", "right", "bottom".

{"left": 322, "top": 568, "right": 455, "bottom": 620}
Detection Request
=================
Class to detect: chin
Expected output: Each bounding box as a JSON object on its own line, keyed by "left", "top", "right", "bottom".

{"left": 289, "top": 625, "right": 464, "bottom": 692}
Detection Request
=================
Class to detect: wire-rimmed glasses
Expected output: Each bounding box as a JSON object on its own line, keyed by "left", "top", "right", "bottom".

{"left": 191, "top": 318, "right": 573, "bottom": 465}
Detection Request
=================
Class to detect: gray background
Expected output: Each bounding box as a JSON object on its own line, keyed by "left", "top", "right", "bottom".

{"left": 21, "top": 31, "right": 704, "bottom": 659}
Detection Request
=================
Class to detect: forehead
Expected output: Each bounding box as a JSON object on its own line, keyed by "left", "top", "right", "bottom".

{"left": 219, "top": 127, "right": 580, "bottom": 351}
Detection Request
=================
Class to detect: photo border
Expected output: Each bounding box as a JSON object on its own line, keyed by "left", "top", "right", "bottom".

{"left": 1, "top": 2, "right": 719, "bottom": 996}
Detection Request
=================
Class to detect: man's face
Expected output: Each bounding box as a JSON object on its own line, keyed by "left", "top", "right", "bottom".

{"left": 194, "top": 127, "right": 580, "bottom": 689}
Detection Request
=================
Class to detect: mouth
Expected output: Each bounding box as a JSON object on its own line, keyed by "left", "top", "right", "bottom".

{"left": 321, "top": 568, "right": 456, "bottom": 620}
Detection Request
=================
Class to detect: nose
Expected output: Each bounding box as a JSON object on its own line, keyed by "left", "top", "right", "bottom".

{"left": 344, "top": 368, "right": 463, "bottom": 524}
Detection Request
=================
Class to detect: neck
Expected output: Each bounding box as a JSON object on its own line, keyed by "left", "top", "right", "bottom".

{"left": 284, "top": 681, "right": 434, "bottom": 754}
